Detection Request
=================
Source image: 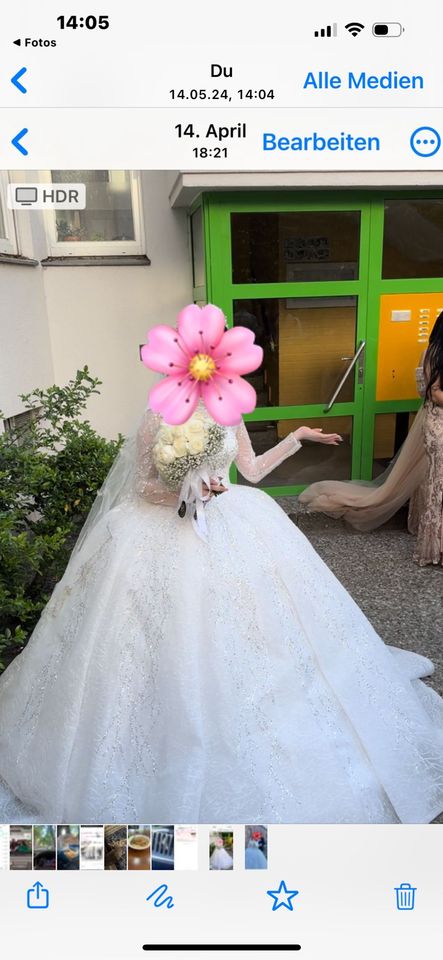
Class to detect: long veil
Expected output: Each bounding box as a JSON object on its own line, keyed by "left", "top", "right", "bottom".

{"left": 299, "top": 405, "right": 427, "bottom": 531}
{"left": 71, "top": 408, "right": 146, "bottom": 558}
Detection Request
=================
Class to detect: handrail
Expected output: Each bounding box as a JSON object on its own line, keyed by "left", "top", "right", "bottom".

{"left": 323, "top": 340, "right": 366, "bottom": 413}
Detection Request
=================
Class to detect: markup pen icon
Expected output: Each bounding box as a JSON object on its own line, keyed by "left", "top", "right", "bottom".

{"left": 146, "top": 883, "right": 175, "bottom": 909}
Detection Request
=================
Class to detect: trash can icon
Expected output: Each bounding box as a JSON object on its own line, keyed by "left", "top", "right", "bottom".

{"left": 395, "top": 883, "right": 416, "bottom": 911}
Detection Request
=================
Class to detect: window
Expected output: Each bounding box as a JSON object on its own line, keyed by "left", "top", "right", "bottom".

{"left": 372, "top": 412, "right": 417, "bottom": 478}
{"left": 45, "top": 170, "right": 145, "bottom": 257}
{"left": 3, "top": 408, "right": 41, "bottom": 444}
{"left": 383, "top": 200, "right": 443, "bottom": 278}
{"left": 231, "top": 211, "right": 361, "bottom": 283}
{"left": 233, "top": 296, "right": 357, "bottom": 407}
{"left": 237, "top": 417, "right": 354, "bottom": 487}
{"left": 0, "top": 173, "right": 18, "bottom": 255}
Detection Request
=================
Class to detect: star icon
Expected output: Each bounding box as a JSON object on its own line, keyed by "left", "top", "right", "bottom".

{"left": 266, "top": 880, "right": 299, "bottom": 912}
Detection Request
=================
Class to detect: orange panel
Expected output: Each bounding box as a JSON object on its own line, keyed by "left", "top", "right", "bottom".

{"left": 376, "top": 293, "right": 443, "bottom": 401}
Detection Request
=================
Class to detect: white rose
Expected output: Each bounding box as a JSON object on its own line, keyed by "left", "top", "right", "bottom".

{"left": 158, "top": 426, "right": 173, "bottom": 442}
{"left": 183, "top": 424, "right": 204, "bottom": 443}
{"left": 154, "top": 440, "right": 164, "bottom": 455}
{"left": 173, "top": 437, "right": 188, "bottom": 457}
{"left": 160, "top": 446, "right": 175, "bottom": 465}
{"left": 153, "top": 443, "right": 166, "bottom": 462}
{"left": 187, "top": 420, "right": 205, "bottom": 437}
{"left": 154, "top": 444, "right": 173, "bottom": 464}
{"left": 188, "top": 437, "right": 205, "bottom": 455}
{"left": 192, "top": 408, "right": 208, "bottom": 424}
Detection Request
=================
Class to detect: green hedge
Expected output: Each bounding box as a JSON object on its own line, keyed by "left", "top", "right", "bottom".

{"left": 0, "top": 368, "right": 123, "bottom": 672}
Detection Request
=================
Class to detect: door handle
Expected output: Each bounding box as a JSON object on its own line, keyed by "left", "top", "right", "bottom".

{"left": 324, "top": 340, "right": 366, "bottom": 413}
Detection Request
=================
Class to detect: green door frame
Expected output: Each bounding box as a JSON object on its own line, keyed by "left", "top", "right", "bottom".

{"left": 361, "top": 191, "right": 443, "bottom": 480}
{"left": 194, "top": 189, "right": 443, "bottom": 496}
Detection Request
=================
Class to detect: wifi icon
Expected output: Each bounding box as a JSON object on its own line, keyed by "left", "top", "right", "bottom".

{"left": 345, "top": 21, "right": 365, "bottom": 36}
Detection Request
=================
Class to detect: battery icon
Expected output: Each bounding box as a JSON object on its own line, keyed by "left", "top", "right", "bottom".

{"left": 372, "top": 22, "right": 404, "bottom": 36}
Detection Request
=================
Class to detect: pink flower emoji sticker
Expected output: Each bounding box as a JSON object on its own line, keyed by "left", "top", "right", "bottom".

{"left": 214, "top": 837, "right": 224, "bottom": 847}
{"left": 141, "top": 304, "right": 263, "bottom": 425}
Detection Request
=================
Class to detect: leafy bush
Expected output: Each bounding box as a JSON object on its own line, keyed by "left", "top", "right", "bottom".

{"left": 0, "top": 368, "right": 123, "bottom": 672}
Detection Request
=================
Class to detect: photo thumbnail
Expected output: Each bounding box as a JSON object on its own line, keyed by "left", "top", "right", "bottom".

{"left": 209, "top": 829, "right": 234, "bottom": 871}
{"left": 245, "top": 826, "right": 268, "bottom": 870}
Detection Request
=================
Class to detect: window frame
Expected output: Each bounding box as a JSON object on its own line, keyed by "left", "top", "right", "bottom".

{"left": 0, "top": 173, "right": 18, "bottom": 255}
{"left": 42, "top": 170, "right": 145, "bottom": 257}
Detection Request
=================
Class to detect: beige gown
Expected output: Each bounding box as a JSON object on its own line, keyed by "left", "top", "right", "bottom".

{"left": 300, "top": 361, "right": 443, "bottom": 566}
{"left": 412, "top": 401, "right": 443, "bottom": 566}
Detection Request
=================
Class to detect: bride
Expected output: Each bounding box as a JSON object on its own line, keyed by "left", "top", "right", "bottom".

{"left": 0, "top": 304, "right": 443, "bottom": 825}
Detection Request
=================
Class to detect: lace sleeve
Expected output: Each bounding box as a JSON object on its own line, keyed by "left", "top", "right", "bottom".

{"left": 135, "top": 409, "right": 178, "bottom": 506}
{"left": 235, "top": 420, "right": 301, "bottom": 484}
{"left": 415, "top": 366, "right": 426, "bottom": 399}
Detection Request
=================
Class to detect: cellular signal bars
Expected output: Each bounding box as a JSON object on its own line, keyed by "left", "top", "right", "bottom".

{"left": 314, "top": 23, "right": 338, "bottom": 38}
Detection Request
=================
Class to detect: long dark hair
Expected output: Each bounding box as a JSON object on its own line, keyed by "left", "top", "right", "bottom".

{"left": 425, "top": 311, "right": 443, "bottom": 403}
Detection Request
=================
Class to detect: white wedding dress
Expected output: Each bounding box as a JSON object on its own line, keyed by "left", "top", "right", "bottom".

{"left": 245, "top": 840, "right": 267, "bottom": 870}
{"left": 210, "top": 845, "right": 233, "bottom": 870}
{"left": 1, "top": 409, "right": 443, "bottom": 825}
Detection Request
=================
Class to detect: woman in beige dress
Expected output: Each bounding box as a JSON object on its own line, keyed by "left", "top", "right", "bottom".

{"left": 412, "top": 313, "right": 443, "bottom": 565}
{"left": 299, "top": 312, "right": 443, "bottom": 567}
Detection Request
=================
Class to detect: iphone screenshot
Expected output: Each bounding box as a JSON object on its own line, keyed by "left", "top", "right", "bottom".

{"left": 0, "top": 1, "right": 442, "bottom": 957}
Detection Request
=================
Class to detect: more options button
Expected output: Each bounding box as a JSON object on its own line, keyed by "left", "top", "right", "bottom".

{"left": 410, "top": 126, "right": 441, "bottom": 157}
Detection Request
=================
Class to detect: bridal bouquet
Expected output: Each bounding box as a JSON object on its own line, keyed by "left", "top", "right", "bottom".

{"left": 152, "top": 408, "right": 225, "bottom": 490}
{"left": 153, "top": 409, "right": 227, "bottom": 540}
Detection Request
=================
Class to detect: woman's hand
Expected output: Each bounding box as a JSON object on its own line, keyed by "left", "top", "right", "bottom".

{"left": 293, "top": 427, "right": 342, "bottom": 445}
{"left": 202, "top": 479, "right": 228, "bottom": 498}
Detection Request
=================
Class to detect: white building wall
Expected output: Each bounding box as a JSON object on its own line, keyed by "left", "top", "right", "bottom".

{"left": 0, "top": 262, "right": 54, "bottom": 419}
{"left": 43, "top": 172, "right": 192, "bottom": 437}
{"left": 1, "top": 171, "right": 193, "bottom": 438}
{"left": 0, "top": 172, "right": 54, "bottom": 418}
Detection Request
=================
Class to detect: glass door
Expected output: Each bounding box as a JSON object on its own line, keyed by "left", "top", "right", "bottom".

{"left": 205, "top": 196, "right": 371, "bottom": 495}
